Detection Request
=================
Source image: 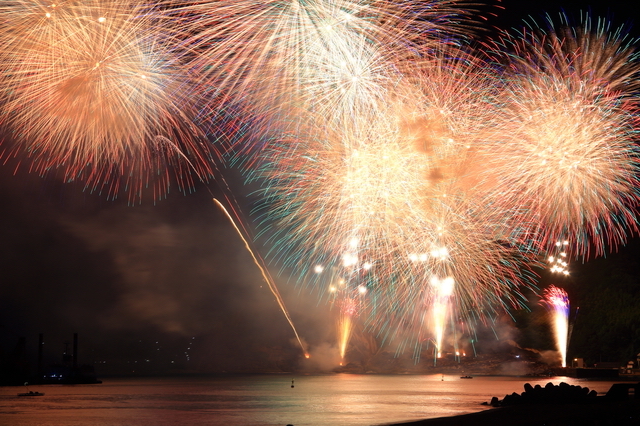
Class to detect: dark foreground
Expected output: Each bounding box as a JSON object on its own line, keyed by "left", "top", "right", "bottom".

{"left": 389, "top": 381, "right": 640, "bottom": 426}
{"left": 389, "top": 400, "right": 640, "bottom": 426}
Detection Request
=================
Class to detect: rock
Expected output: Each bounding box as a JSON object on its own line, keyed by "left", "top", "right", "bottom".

{"left": 488, "top": 381, "right": 615, "bottom": 407}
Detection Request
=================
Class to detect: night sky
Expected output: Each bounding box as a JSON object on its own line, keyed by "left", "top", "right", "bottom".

{"left": 0, "top": 163, "right": 331, "bottom": 374}
{"left": 1, "top": 0, "right": 638, "bottom": 377}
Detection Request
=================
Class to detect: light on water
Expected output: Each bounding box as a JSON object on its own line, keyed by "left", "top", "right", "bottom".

{"left": 0, "top": 375, "right": 620, "bottom": 426}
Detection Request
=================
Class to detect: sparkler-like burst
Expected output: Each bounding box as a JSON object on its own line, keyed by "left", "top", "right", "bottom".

{"left": 0, "top": 0, "right": 213, "bottom": 202}
{"left": 169, "top": 0, "right": 481, "bottom": 154}
{"left": 1, "top": 1, "right": 638, "bottom": 363}
{"left": 541, "top": 285, "right": 570, "bottom": 367}
{"left": 226, "top": 9, "right": 639, "bottom": 359}
{"left": 483, "top": 14, "right": 640, "bottom": 256}
{"left": 249, "top": 50, "right": 540, "bottom": 354}
{"left": 176, "top": 0, "right": 479, "bottom": 85}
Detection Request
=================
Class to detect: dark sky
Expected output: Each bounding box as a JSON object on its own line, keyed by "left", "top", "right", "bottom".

{"left": 0, "top": 0, "right": 637, "bottom": 376}
{"left": 485, "top": 0, "right": 636, "bottom": 32}
{"left": 0, "top": 162, "right": 336, "bottom": 374}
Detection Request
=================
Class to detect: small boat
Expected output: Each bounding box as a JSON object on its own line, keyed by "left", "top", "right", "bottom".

{"left": 18, "top": 383, "right": 44, "bottom": 396}
{"left": 460, "top": 375, "right": 473, "bottom": 379}
{"left": 18, "top": 391, "right": 45, "bottom": 397}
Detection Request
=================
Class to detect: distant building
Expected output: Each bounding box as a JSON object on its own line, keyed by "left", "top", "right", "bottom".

{"left": 37, "top": 333, "right": 101, "bottom": 385}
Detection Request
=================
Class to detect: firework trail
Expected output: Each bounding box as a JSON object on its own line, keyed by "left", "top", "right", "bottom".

{"left": 213, "top": 198, "right": 309, "bottom": 357}
{"left": 541, "top": 285, "right": 570, "bottom": 367}
{"left": 482, "top": 13, "right": 640, "bottom": 257}
{"left": 431, "top": 276, "right": 454, "bottom": 359}
{"left": 0, "top": 0, "right": 213, "bottom": 202}
{"left": 321, "top": 262, "right": 370, "bottom": 361}
{"left": 337, "top": 297, "right": 359, "bottom": 359}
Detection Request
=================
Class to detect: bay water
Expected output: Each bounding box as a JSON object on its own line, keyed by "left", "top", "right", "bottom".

{"left": 0, "top": 374, "right": 621, "bottom": 425}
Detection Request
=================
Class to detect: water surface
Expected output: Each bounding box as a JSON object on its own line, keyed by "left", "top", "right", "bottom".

{"left": 0, "top": 374, "right": 621, "bottom": 425}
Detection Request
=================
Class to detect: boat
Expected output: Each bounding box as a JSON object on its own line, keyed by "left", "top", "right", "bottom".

{"left": 18, "top": 391, "right": 44, "bottom": 397}
{"left": 18, "top": 383, "right": 44, "bottom": 396}
{"left": 460, "top": 375, "right": 473, "bottom": 379}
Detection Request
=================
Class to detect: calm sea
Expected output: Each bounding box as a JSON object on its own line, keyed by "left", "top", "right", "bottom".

{"left": 0, "top": 374, "right": 621, "bottom": 426}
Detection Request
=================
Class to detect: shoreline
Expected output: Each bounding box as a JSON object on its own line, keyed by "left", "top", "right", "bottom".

{"left": 386, "top": 400, "right": 640, "bottom": 426}
{"left": 386, "top": 381, "right": 640, "bottom": 426}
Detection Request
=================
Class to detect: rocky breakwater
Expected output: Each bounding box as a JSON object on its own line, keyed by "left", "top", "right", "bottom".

{"left": 485, "top": 382, "right": 598, "bottom": 407}
{"left": 391, "top": 382, "right": 640, "bottom": 425}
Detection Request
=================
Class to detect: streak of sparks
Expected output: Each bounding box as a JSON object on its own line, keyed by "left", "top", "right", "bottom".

{"left": 541, "top": 286, "right": 570, "bottom": 368}
{"left": 213, "top": 198, "right": 309, "bottom": 358}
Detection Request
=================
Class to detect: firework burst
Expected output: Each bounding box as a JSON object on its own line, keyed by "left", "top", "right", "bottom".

{"left": 248, "top": 55, "right": 539, "bottom": 352}
{"left": 2, "top": 1, "right": 638, "bottom": 362}
{"left": 168, "top": 1, "right": 481, "bottom": 146}
{"left": 0, "top": 0, "right": 213, "bottom": 202}
{"left": 482, "top": 14, "right": 640, "bottom": 256}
